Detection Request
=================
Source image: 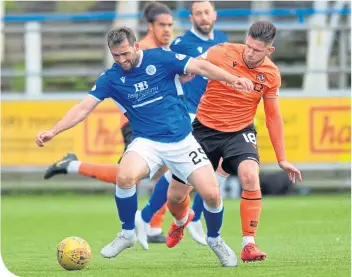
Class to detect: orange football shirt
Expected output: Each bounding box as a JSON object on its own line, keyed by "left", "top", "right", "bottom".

{"left": 139, "top": 33, "right": 162, "bottom": 50}
{"left": 197, "top": 43, "right": 281, "bottom": 132}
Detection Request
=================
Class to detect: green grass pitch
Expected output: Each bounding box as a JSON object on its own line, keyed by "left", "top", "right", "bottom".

{"left": 1, "top": 193, "right": 350, "bottom": 277}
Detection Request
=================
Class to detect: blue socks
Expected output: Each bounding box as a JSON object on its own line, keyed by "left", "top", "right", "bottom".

{"left": 203, "top": 200, "right": 224, "bottom": 238}
{"left": 192, "top": 192, "right": 203, "bottom": 221}
{"left": 141, "top": 175, "right": 170, "bottom": 223}
{"left": 114, "top": 185, "right": 137, "bottom": 231}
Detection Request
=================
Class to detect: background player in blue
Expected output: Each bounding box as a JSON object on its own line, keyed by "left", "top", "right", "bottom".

{"left": 135, "top": 0, "right": 229, "bottom": 247}
{"left": 35, "top": 27, "right": 252, "bottom": 266}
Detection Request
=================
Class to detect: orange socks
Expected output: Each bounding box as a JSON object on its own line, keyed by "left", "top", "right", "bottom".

{"left": 78, "top": 163, "right": 118, "bottom": 184}
{"left": 150, "top": 204, "right": 168, "bottom": 229}
{"left": 167, "top": 195, "right": 190, "bottom": 221}
{"left": 240, "top": 190, "right": 262, "bottom": 236}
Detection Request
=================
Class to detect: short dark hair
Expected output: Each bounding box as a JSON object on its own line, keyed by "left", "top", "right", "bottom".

{"left": 143, "top": 2, "right": 172, "bottom": 23}
{"left": 107, "top": 27, "right": 136, "bottom": 48}
{"left": 248, "top": 21, "right": 277, "bottom": 45}
{"left": 190, "top": 1, "right": 215, "bottom": 13}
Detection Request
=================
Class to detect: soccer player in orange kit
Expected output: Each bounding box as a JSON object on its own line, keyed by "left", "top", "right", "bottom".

{"left": 165, "top": 20, "right": 302, "bottom": 263}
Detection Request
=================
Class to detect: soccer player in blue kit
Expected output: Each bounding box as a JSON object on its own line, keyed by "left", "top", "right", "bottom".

{"left": 36, "top": 27, "right": 253, "bottom": 266}
{"left": 134, "top": 0, "right": 229, "bottom": 247}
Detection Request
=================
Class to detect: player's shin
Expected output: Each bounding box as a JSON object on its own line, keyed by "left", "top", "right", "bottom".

{"left": 203, "top": 199, "right": 224, "bottom": 241}
{"left": 78, "top": 163, "right": 118, "bottom": 184}
{"left": 240, "top": 189, "right": 262, "bottom": 247}
{"left": 114, "top": 185, "right": 138, "bottom": 238}
{"left": 167, "top": 195, "right": 191, "bottom": 225}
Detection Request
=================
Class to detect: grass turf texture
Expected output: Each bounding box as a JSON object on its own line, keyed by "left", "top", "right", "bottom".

{"left": 2, "top": 194, "right": 350, "bottom": 277}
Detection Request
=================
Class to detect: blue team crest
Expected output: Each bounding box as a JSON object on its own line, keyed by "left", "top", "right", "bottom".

{"left": 175, "top": 53, "right": 187, "bottom": 60}
{"left": 146, "top": 65, "right": 156, "bottom": 76}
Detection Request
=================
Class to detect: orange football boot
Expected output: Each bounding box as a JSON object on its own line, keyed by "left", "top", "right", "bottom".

{"left": 241, "top": 243, "right": 267, "bottom": 262}
{"left": 166, "top": 209, "right": 195, "bottom": 248}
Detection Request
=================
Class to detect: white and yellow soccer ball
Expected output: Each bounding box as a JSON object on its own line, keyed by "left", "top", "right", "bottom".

{"left": 56, "top": 236, "right": 92, "bottom": 270}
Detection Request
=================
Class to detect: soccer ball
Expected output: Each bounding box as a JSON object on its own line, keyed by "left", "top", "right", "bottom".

{"left": 56, "top": 236, "right": 92, "bottom": 270}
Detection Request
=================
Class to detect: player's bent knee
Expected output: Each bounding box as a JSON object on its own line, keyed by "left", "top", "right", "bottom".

{"left": 167, "top": 178, "right": 191, "bottom": 204}
{"left": 202, "top": 190, "right": 221, "bottom": 208}
{"left": 117, "top": 171, "right": 138, "bottom": 188}
{"left": 238, "top": 160, "right": 260, "bottom": 190}
{"left": 167, "top": 188, "right": 189, "bottom": 204}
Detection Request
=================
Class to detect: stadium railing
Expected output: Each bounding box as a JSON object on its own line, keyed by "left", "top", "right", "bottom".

{"left": 1, "top": 6, "right": 350, "bottom": 93}
{"left": 3, "top": 7, "right": 351, "bottom": 23}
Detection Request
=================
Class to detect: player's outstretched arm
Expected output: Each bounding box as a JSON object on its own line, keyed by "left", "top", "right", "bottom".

{"left": 36, "top": 96, "right": 100, "bottom": 147}
{"left": 263, "top": 99, "right": 302, "bottom": 183}
{"left": 185, "top": 59, "right": 253, "bottom": 92}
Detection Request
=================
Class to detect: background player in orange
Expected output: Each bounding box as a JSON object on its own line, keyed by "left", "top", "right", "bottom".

{"left": 165, "top": 20, "right": 302, "bottom": 262}
{"left": 44, "top": 1, "right": 173, "bottom": 244}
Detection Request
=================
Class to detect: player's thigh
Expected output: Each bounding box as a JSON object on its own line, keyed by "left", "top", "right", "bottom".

{"left": 192, "top": 118, "right": 222, "bottom": 171}
{"left": 163, "top": 134, "right": 220, "bottom": 206}
{"left": 221, "top": 127, "right": 260, "bottom": 175}
{"left": 120, "top": 138, "right": 163, "bottom": 184}
{"left": 167, "top": 177, "right": 193, "bottom": 204}
{"left": 216, "top": 158, "right": 229, "bottom": 177}
{"left": 152, "top": 165, "right": 168, "bottom": 181}
{"left": 118, "top": 151, "right": 150, "bottom": 186}
{"left": 188, "top": 165, "right": 221, "bottom": 207}
{"left": 162, "top": 134, "right": 211, "bottom": 184}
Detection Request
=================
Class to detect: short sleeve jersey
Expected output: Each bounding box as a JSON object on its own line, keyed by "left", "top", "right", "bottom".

{"left": 197, "top": 43, "right": 281, "bottom": 132}
{"left": 89, "top": 48, "right": 193, "bottom": 143}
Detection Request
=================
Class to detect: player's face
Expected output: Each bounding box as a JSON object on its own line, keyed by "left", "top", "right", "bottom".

{"left": 149, "top": 14, "right": 173, "bottom": 46}
{"left": 190, "top": 2, "right": 217, "bottom": 35}
{"left": 110, "top": 40, "right": 140, "bottom": 71}
{"left": 243, "top": 36, "right": 275, "bottom": 67}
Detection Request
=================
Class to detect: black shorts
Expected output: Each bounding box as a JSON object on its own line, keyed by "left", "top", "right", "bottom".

{"left": 117, "top": 122, "right": 132, "bottom": 164}
{"left": 192, "top": 118, "right": 259, "bottom": 175}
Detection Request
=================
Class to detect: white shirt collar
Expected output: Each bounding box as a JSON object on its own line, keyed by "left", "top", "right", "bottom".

{"left": 190, "top": 27, "right": 214, "bottom": 41}
{"left": 136, "top": 50, "right": 143, "bottom": 67}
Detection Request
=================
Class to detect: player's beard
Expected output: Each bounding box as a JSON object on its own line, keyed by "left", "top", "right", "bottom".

{"left": 194, "top": 21, "right": 214, "bottom": 36}
{"left": 120, "top": 56, "right": 139, "bottom": 72}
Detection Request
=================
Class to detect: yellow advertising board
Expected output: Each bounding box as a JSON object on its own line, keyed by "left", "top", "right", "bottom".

{"left": 256, "top": 97, "right": 350, "bottom": 164}
{"left": 1, "top": 99, "right": 127, "bottom": 166}
{"left": 1, "top": 97, "right": 350, "bottom": 166}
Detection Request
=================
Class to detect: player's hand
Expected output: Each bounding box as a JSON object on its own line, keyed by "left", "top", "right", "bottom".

{"left": 278, "top": 160, "right": 302, "bottom": 184}
{"left": 179, "top": 73, "right": 195, "bottom": 84}
{"left": 231, "top": 77, "right": 253, "bottom": 92}
{"left": 36, "top": 130, "right": 55, "bottom": 147}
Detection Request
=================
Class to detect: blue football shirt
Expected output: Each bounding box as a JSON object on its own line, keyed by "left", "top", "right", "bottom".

{"left": 89, "top": 48, "right": 193, "bottom": 143}
{"left": 170, "top": 29, "right": 228, "bottom": 113}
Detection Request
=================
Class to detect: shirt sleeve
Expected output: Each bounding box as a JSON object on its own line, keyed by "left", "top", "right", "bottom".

{"left": 198, "top": 45, "right": 224, "bottom": 66}
{"left": 88, "top": 72, "right": 111, "bottom": 101}
{"left": 162, "top": 49, "right": 193, "bottom": 76}
{"left": 263, "top": 71, "right": 281, "bottom": 99}
{"left": 169, "top": 37, "right": 187, "bottom": 54}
